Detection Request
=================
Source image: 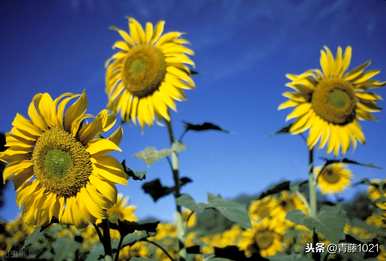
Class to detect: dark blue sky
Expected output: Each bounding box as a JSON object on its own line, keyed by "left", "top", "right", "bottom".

{"left": 1, "top": 0, "right": 386, "bottom": 221}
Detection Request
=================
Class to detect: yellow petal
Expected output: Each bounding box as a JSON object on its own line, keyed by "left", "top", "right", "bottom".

{"left": 79, "top": 187, "right": 105, "bottom": 219}
{"left": 64, "top": 92, "right": 87, "bottom": 132}
{"left": 108, "top": 127, "right": 123, "bottom": 145}
{"left": 285, "top": 103, "right": 311, "bottom": 121}
{"left": 129, "top": 17, "right": 145, "bottom": 44}
{"left": 341, "top": 46, "right": 352, "bottom": 74}
{"left": 28, "top": 93, "right": 47, "bottom": 130}
{"left": 3, "top": 160, "right": 33, "bottom": 182}
{"left": 38, "top": 93, "right": 56, "bottom": 127}
{"left": 12, "top": 114, "right": 41, "bottom": 137}
{"left": 152, "top": 20, "right": 165, "bottom": 44}
{"left": 89, "top": 175, "right": 117, "bottom": 203}
{"left": 145, "top": 22, "right": 154, "bottom": 43}
{"left": 87, "top": 139, "right": 121, "bottom": 155}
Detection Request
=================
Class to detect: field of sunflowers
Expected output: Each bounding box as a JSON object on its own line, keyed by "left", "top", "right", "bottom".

{"left": 0, "top": 2, "right": 385, "bottom": 261}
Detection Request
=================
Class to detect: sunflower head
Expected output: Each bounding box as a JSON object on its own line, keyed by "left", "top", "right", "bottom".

{"left": 239, "top": 219, "right": 287, "bottom": 257}
{"left": 0, "top": 92, "right": 128, "bottom": 226}
{"left": 106, "top": 194, "right": 137, "bottom": 224}
{"left": 248, "top": 195, "right": 279, "bottom": 223}
{"left": 368, "top": 179, "right": 386, "bottom": 210}
{"left": 272, "top": 191, "right": 309, "bottom": 220}
{"left": 315, "top": 163, "right": 352, "bottom": 194}
{"left": 279, "top": 46, "right": 385, "bottom": 155}
{"left": 106, "top": 17, "right": 195, "bottom": 127}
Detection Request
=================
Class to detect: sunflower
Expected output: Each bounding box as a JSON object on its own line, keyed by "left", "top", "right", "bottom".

{"left": 272, "top": 191, "right": 309, "bottom": 220}
{"left": 279, "top": 46, "right": 385, "bottom": 155}
{"left": 368, "top": 179, "right": 386, "bottom": 210}
{"left": 239, "top": 219, "right": 287, "bottom": 257}
{"left": 248, "top": 195, "right": 279, "bottom": 223}
{"left": 106, "top": 194, "right": 137, "bottom": 224}
{"left": 106, "top": 17, "right": 195, "bottom": 127}
{"left": 315, "top": 163, "right": 352, "bottom": 194}
{"left": 0, "top": 92, "right": 127, "bottom": 226}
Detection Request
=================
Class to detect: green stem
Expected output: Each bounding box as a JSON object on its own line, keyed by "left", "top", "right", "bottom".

{"left": 165, "top": 119, "right": 185, "bottom": 261}
{"left": 143, "top": 239, "right": 175, "bottom": 261}
{"left": 308, "top": 148, "right": 317, "bottom": 217}
{"left": 165, "top": 120, "right": 182, "bottom": 210}
{"left": 114, "top": 235, "right": 124, "bottom": 261}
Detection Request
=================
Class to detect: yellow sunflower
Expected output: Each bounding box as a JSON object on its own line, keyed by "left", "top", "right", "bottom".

{"left": 106, "top": 193, "right": 137, "bottom": 224}
{"left": 248, "top": 195, "right": 279, "bottom": 223}
{"left": 0, "top": 92, "right": 127, "bottom": 226}
{"left": 106, "top": 17, "right": 195, "bottom": 127}
{"left": 239, "top": 219, "right": 287, "bottom": 257}
{"left": 315, "top": 163, "right": 352, "bottom": 194}
{"left": 279, "top": 46, "right": 385, "bottom": 155}
{"left": 272, "top": 191, "right": 309, "bottom": 220}
{"left": 368, "top": 179, "right": 386, "bottom": 210}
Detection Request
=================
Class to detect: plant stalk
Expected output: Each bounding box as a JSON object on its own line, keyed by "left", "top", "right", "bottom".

{"left": 308, "top": 148, "right": 317, "bottom": 217}
{"left": 165, "top": 119, "right": 185, "bottom": 261}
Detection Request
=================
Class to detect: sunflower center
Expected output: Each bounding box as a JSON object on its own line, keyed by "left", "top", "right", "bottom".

{"left": 43, "top": 149, "right": 73, "bottom": 178}
{"left": 255, "top": 231, "right": 274, "bottom": 250}
{"left": 32, "top": 128, "right": 92, "bottom": 198}
{"left": 322, "top": 169, "right": 341, "bottom": 184}
{"left": 122, "top": 45, "right": 166, "bottom": 97}
{"left": 312, "top": 80, "right": 356, "bottom": 125}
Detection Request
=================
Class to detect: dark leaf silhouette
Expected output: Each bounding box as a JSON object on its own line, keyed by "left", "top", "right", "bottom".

{"left": 275, "top": 123, "right": 293, "bottom": 135}
{"left": 258, "top": 180, "right": 291, "bottom": 199}
{"left": 121, "top": 160, "right": 146, "bottom": 181}
{"left": 180, "top": 122, "right": 228, "bottom": 140}
{"left": 142, "top": 177, "right": 192, "bottom": 202}
{"left": 214, "top": 246, "right": 268, "bottom": 261}
{"left": 321, "top": 157, "right": 382, "bottom": 170}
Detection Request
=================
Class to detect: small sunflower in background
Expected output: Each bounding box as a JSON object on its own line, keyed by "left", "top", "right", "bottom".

{"left": 272, "top": 191, "right": 309, "bottom": 219}
{"left": 368, "top": 179, "right": 386, "bottom": 210}
{"left": 106, "top": 193, "right": 137, "bottom": 224}
{"left": 248, "top": 195, "right": 279, "bottom": 223}
{"left": 279, "top": 46, "right": 385, "bottom": 155}
{"left": 0, "top": 92, "right": 127, "bottom": 226}
{"left": 106, "top": 17, "right": 195, "bottom": 127}
{"left": 239, "top": 219, "right": 287, "bottom": 257}
{"left": 315, "top": 163, "right": 352, "bottom": 194}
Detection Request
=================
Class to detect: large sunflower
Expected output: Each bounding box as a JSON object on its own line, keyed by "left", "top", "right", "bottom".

{"left": 315, "top": 163, "right": 352, "bottom": 194}
{"left": 248, "top": 195, "right": 279, "bottom": 223}
{"left": 279, "top": 46, "right": 385, "bottom": 155}
{"left": 0, "top": 92, "right": 127, "bottom": 226}
{"left": 106, "top": 17, "right": 195, "bottom": 127}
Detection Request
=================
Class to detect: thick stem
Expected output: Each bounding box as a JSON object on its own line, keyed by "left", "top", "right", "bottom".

{"left": 102, "top": 219, "right": 113, "bottom": 258}
{"left": 165, "top": 119, "right": 185, "bottom": 260}
{"left": 165, "top": 120, "right": 182, "bottom": 212}
{"left": 308, "top": 148, "right": 317, "bottom": 217}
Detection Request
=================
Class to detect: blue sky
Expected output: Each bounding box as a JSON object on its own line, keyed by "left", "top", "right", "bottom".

{"left": 0, "top": 0, "right": 385, "bottom": 221}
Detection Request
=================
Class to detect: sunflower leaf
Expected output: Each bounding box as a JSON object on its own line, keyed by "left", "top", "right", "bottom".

{"left": 121, "top": 160, "right": 146, "bottom": 180}
{"left": 121, "top": 230, "right": 148, "bottom": 247}
{"left": 53, "top": 237, "right": 80, "bottom": 261}
{"left": 275, "top": 123, "right": 293, "bottom": 135}
{"left": 287, "top": 206, "right": 347, "bottom": 242}
{"left": 135, "top": 142, "right": 186, "bottom": 166}
{"left": 258, "top": 180, "right": 291, "bottom": 199}
{"left": 180, "top": 121, "right": 228, "bottom": 141}
{"left": 207, "top": 193, "right": 251, "bottom": 229}
{"left": 142, "top": 177, "right": 192, "bottom": 202}
{"left": 321, "top": 157, "right": 382, "bottom": 170}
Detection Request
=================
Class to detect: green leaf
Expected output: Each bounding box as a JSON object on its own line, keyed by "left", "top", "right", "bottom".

{"left": 207, "top": 193, "right": 251, "bottom": 229}
{"left": 176, "top": 194, "right": 205, "bottom": 213}
{"left": 130, "top": 257, "right": 157, "bottom": 261}
{"left": 286, "top": 206, "right": 347, "bottom": 242}
{"left": 121, "top": 230, "right": 148, "bottom": 246}
{"left": 122, "top": 160, "right": 146, "bottom": 180}
{"left": 135, "top": 142, "right": 185, "bottom": 166}
{"left": 269, "top": 254, "right": 313, "bottom": 261}
{"left": 206, "top": 258, "right": 233, "bottom": 261}
{"left": 86, "top": 243, "right": 104, "bottom": 261}
{"left": 53, "top": 237, "right": 80, "bottom": 261}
